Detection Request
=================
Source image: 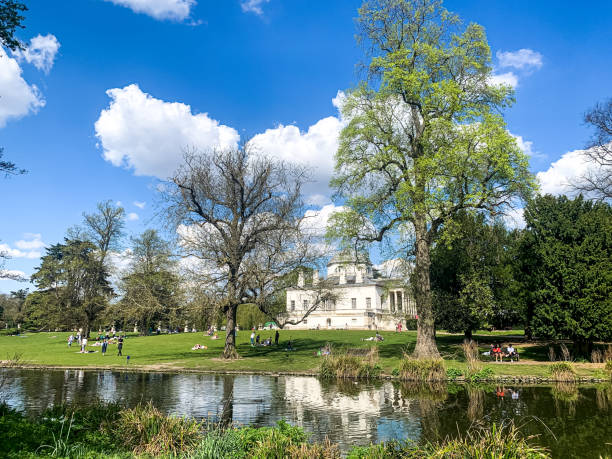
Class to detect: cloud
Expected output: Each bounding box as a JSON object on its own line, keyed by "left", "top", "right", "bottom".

{"left": 12, "top": 34, "right": 60, "bottom": 74}
{"left": 489, "top": 72, "right": 519, "bottom": 88}
{"left": 301, "top": 204, "right": 345, "bottom": 238}
{"left": 105, "top": 0, "right": 196, "bottom": 21}
{"left": 0, "top": 48, "right": 46, "bottom": 128}
{"left": 14, "top": 233, "right": 45, "bottom": 250}
{"left": 536, "top": 148, "right": 592, "bottom": 196}
{"left": 502, "top": 207, "right": 525, "bottom": 229}
{"left": 127, "top": 212, "right": 139, "bottom": 221}
{"left": 511, "top": 133, "right": 538, "bottom": 157}
{"left": 497, "top": 49, "right": 543, "bottom": 71}
{"left": 133, "top": 201, "right": 146, "bottom": 209}
{"left": 240, "top": 0, "right": 269, "bottom": 15}
{"left": 250, "top": 92, "right": 344, "bottom": 201}
{"left": 95, "top": 84, "right": 239, "bottom": 178}
{"left": 0, "top": 269, "right": 27, "bottom": 281}
{"left": 0, "top": 243, "right": 41, "bottom": 259}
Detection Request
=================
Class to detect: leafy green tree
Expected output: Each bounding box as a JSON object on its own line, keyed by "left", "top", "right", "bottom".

{"left": 328, "top": 0, "right": 534, "bottom": 357}
{"left": 1, "top": 2, "right": 28, "bottom": 177}
{"left": 518, "top": 195, "right": 611, "bottom": 355}
{"left": 431, "top": 213, "right": 521, "bottom": 338}
{"left": 29, "top": 239, "right": 111, "bottom": 335}
{"left": 0, "top": 0, "right": 26, "bottom": 51}
{"left": 110, "top": 230, "right": 183, "bottom": 334}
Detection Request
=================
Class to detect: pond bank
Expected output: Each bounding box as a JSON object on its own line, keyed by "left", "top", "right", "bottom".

{"left": 2, "top": 362, "right": 610, "bottom": 383}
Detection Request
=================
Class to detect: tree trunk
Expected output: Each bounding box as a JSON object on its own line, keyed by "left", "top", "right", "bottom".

{"left": 413, "top": 214, "right": 441, "bottom": 359}
{"left": 464, "top": 329, "right": 473, "bottom": 340}
{"left": 223, "top": 304, "right": 239, "bottom": 359}
{"left": 220, "top": 375, "right": 234, "bottom": 427}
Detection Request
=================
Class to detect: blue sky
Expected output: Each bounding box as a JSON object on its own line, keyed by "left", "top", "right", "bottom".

{"left": 1, "top": 0, "right": 611, "bottom": 293}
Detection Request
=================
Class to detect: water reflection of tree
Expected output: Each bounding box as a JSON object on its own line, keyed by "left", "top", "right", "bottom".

{"left": 595, "top": 384, "right": 612, "bottom": 411}
{"left": 551, "top": 382, "right": 579, "bottom": 417}
{"left": 398, "top": 382, "right": 448, "bottom": 441}
{"left": 220, "top": 375, "right": 234, "bottom": 427}
{"left": 466, "top": 384, "right": 485, "bottom": 421}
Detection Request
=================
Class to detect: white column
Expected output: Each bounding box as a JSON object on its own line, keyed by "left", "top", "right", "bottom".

{"left": 298, "top": 270, "right": 305, "bottom": 287}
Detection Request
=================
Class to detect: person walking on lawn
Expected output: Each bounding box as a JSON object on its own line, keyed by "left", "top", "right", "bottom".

{"left": 101, "top": 339, "right": 108, "bottom": 356}
{"left": 117, "top": 336, "right": 124, "bottom": 356}
{"left": 274, "top": 330, "right": 279, "bottom": 346}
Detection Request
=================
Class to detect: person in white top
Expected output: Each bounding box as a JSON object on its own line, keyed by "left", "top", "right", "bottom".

{"left": 81, "top": 337, "right": 88, "bottom": 353}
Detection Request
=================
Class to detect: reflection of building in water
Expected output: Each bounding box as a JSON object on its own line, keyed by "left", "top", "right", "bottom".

{"left": 285, "top": 250, "right": 416, "bottom": 330}
{"left": 282, "top": 377, "right": 422, "bottom": 446}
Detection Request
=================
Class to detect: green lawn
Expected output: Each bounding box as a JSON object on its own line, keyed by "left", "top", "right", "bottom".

{"left": 0, "top": 329, "right": 608, "bottom": 379}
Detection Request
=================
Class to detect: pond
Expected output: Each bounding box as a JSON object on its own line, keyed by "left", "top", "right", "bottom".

{"left": 1, "top": 369, "right": 611, "bottom": 458}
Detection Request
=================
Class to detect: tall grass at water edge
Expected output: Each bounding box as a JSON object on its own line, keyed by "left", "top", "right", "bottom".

{"left": 398, "top": 356, "right": 446, "bottom": 381}
{"left": 319, "top": 346, "right": 381, "bottom": 379}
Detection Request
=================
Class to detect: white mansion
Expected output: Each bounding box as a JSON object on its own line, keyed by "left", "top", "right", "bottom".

{"left": 284, "top": 250, "right": 417, "bottom": 331}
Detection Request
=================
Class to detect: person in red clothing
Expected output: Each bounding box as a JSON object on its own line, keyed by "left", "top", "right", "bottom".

{"left": 493, "top": 343, "right": 502, "bottom": 362}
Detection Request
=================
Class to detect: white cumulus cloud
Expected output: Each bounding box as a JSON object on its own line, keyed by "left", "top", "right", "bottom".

{"left": 240, "top": 0, "right": 269, "bottom": 15}
{"left": 301, "top": 204, "right": 345, "bottom": 238}
{"left": 497, "top": 49, "right": 543, "bottom": 70}
{"left": 127, "top": 212, "right": 139, "bottom": 221}
{"left": 536, "top": 148, "right": 592, "bottom": 196}
{"left": 13, "top": 34, "right": 60, "bottom": 74}
{"left": 133, "top": 201, "right": 146, "bottom": 209}
{"left": 0, "top": 269, "right": 27, "bottom": 281}
{"left": 14, "top": 233, "right": 45, "bottom": 250}
{"left": 489, "top": 72, "right": 519, "bottom": 88}
{"left": 95, "top": 84, "right": 239, "bottom": 178}
{"left": 105, "top": 0, "right": 196, "bottom": 21}
{"left": 250, "top": 92, "right": 344, "bottom": 201}
{"left": 0, "top": 48, "right": 46, "bottom": 128}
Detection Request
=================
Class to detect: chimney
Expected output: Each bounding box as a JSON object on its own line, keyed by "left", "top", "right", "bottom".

{"left": 356, "top": 268, "right": 363, "bottom": 284}
{"left": 297, "top": 270, "right": 305, "bottom": 287}
{"left": 312, "top": 269, "right": 319, "bottom": 286}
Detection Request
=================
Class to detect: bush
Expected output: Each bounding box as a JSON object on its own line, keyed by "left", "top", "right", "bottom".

{"left": 548, "top": 362, "right": 576, "bottom": 382}
{"left": 606, "top": 359, "right": 612, "bottom": 377}
{"left": 468, "top": 367, "right": 495, "bottom": 382}
{"left": 446, "top": 368, "right": 463, "bottom": 380}
{"left": 398, "top": 357, "right": 445, "bottom": 381}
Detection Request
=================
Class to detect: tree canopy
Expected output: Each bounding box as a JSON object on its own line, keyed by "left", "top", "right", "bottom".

{"left": 518, "top": 195, "right": 612, "bottom": 355}
{"left": 328, "top": 0, "right": 535, "bottom": 357}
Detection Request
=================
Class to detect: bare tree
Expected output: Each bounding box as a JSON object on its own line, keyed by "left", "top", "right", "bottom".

{"left": 572, "top": 98, "right": 612, "bottom": 201}
{"left": 164, "top": 145, "right": 331, "bottom": 358}
{"left": 82, "top": 200, "right": 126, "bottom": 264}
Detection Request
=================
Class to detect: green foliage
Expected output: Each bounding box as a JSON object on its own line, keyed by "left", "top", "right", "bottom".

{"left": 468, "top": 367, "right": 495, "bottom": 382}
{"left": 347, "top": 421, "right": 549, "bottom": 458}
{"left": 391, "top": 367, "right": 400, "bottom": 377}
{"left": 548, "top": 362, "right": 576, "bottom": 382}
{"left": 108, "top": 229, "right": 183, "bottom": 334}
{"left": 236, "top": 303, "right": 268, "bottom": 331}
{"left": 28, "top": 239, "right": 112, "bottom": 333}
{"left": 518, "top": 195, "right": 612, "bottom": 351}
{"left": 0, "top": 0, "right": 27, "bottom": 51}
{"left": 432, "top": 213, "right": 522, "bottom": 336}
{"left": 398, "top": 357, "right": 445, "bottom": 381}
{"left": 446, "top": 367, "right": 462, "bottom": 380}
{"left": 328, "top": 0, "right": 535, "bottom": 358}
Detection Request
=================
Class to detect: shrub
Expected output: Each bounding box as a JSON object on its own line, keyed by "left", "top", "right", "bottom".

{"left": 398, "top": 357, "right": 445, "bottom": 381}
{"left": 446, "top": 368, "right": 463, "bottom": 380}
{"left": 548, "top": 362, "right": 576, "bottom": 382}
{"left": 468, "top": 367, "right": 495, "bottom": 382}
{"left": 113, "top": 402, "right": 202, "bottom": 456}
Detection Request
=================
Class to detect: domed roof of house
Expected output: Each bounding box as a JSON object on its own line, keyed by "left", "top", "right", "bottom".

{"left": 327, "top": 248, "right": 372, "bottom": 266}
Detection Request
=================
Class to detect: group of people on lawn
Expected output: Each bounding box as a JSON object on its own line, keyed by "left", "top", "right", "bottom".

{"left": 68, "top": 331, "right": 124, "bottom": 356}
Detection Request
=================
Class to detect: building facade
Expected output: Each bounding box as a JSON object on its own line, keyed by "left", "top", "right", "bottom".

{"left": 284, "top": 251, "right": 416, "bottom": 331}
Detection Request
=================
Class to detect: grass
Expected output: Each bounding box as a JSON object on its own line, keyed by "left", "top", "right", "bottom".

{"left": 548, "top": 361, "right": 576, "bottom": 382}
{"left": 0, "top": 329, "right": 609, "bottom": 380}
{"left": 398, "top": 357, "right": 445, "bottom": 381}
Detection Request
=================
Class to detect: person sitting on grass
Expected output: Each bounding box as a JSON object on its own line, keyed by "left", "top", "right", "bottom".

{"left": 192, "top": 344, "right": 208, "bottom": 350}
{"left": 211, "top": 333, "right": 219, "bottom": 340}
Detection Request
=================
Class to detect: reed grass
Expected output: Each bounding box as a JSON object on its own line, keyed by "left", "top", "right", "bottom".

{"left": 548, "top": 361, "right": 576, "bottom": 382}
{"left": 398, "top": 356, "right": 445, "bottom": 381}
{"left": 319, "top": 346, "right": 381, "bottom": 379}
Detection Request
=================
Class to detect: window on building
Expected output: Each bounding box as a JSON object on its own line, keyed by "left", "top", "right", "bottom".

{"left": 397, "top": 292, "right": 403, "bottom": 311}
{"left": 351, "top": 298, "right": 357, "bottom": 309}
{"left": 366, "top": 297, "right": 372, "bottom": 309}
{"left": 303, "top": 299, "right": 308, "bottom": 310}
{"left": 303, "top": 319, "right": 307, "bottom": 325}
{"left": 290, "top": 300, "right": 295, "bottom": 311}
{"left": 326, "top": 318, "right": 331, "bottom": 327}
